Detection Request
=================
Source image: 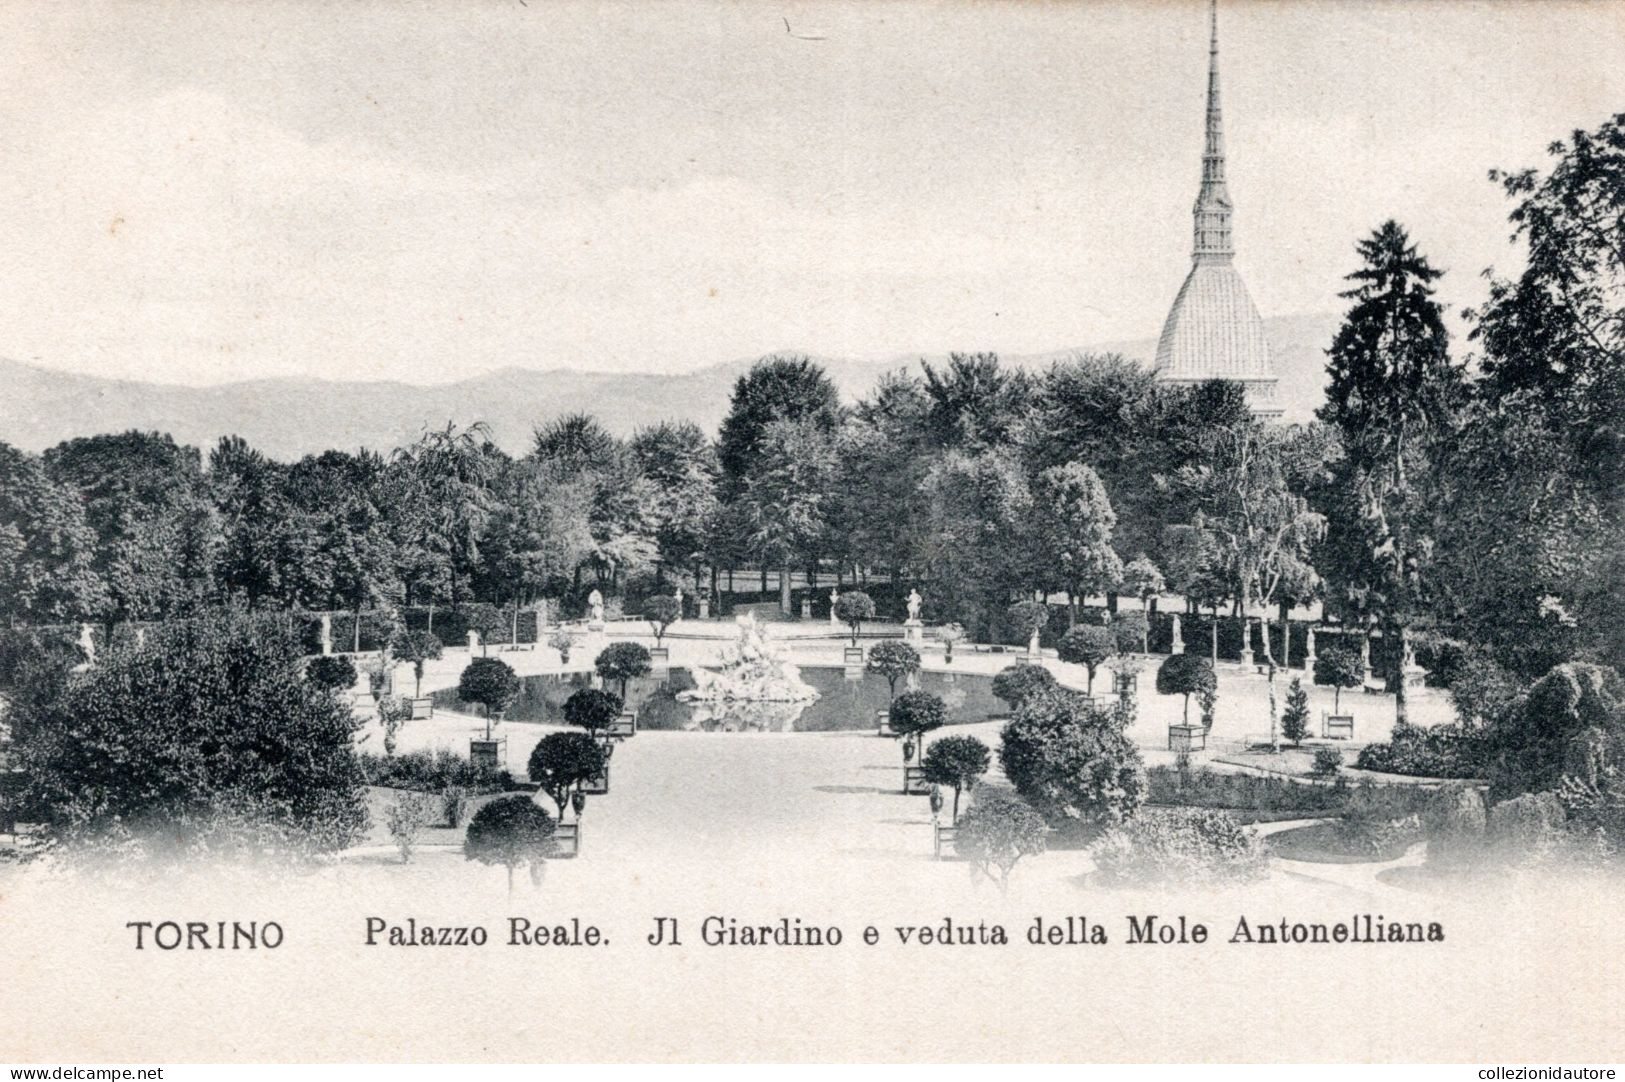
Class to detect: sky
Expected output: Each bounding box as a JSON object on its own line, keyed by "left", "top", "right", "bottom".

{"left": 0, "top": 0, "right": 1619, "bottom": 386}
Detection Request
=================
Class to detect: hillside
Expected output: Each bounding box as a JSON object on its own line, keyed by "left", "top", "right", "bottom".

{"left": 0, "top": 312, "right": 1340, "bottom": 459}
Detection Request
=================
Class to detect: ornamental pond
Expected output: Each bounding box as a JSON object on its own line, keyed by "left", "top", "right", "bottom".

{"left": 430, "top": 666, "right": 1005, "bottom": 733}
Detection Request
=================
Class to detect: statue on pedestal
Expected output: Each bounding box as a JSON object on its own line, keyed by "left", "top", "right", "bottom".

{"left": 1305, "top": 626, "right": 1318, "bottom": 665}
{"left": 674, "top": 587, "right": 683, "bottom": 616}
{"left": 78, "top": 623, "right": 96, "bottom": 667}
{"left": 906, "top": 589, "right": 922, "bottom": 622}
{"left": 828, "top": 589, "right": 840, "bottom": 627}
{"left": 1170, "top": 614, "right": 1184, "bottom": 654}
{"left": 319, "top": 613, "right": 333, "bottom": 656}
{"left": 587, "top": 588, "right": 605, "bottom": 626}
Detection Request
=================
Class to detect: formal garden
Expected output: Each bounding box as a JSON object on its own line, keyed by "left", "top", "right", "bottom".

{"left": 0, "top": 113, "right": 1622, "bottom": 898}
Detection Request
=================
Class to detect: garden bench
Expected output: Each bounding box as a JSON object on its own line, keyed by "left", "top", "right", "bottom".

{"left": 1323, "top": 714, "right": 1355, "bottom": 740}
{"left": 1167, "top": 723, "right": 1207, "bottom": 752}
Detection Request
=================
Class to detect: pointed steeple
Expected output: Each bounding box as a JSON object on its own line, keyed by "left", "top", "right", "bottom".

{"left": 1192, "top": 0, "right": 1234, "bottom": 262}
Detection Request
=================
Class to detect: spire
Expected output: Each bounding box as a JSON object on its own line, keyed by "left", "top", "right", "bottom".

{"left": 1192, "top": 0, "right": 1234, "bottom": 262}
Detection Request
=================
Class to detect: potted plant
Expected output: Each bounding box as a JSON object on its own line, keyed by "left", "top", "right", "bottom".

{"left": 458, "top": 655, "right": 520, "bottom": 768}
{"left": 834, "top": 591, "right": 875, "bottom": 666}
{"left": 548, "top": 627, "right": 574, "bottom": 667}
{"left": 643, "top": 595, "right": 682, "bottom": 667}
{"left": 938, "top": 622, "right": 965, "bottom": 665}
{"left": 389, "top": 628, "right": 444, "bottom": 719}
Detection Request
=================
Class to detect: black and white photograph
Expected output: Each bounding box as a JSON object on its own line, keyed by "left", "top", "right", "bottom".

{"left": 0, "top": 0, "right": 1622, "bottom": 1066}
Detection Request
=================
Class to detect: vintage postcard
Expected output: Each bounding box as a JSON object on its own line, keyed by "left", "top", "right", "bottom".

{"left": 1, "top": 0, "right": 1623, "bottom": 1066}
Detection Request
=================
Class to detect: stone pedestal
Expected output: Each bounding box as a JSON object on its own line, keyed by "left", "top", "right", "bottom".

{"left": 466, "top": 630, "right": 480, "bottom": 653}
{"left": 1025, "top": 630, "right": 1042, "bottom": 661}
{"left": 800, "top": 599, "right": 813, "bottom": 620}
{"left": 903, "top": 619, "right": 924, "bottom": 645}
{"left": 697, "top": 597, "right": 710, "bottom": 619}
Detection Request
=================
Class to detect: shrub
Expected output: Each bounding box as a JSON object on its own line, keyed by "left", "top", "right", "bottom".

{"left": 954, "top": 793, "right": 1048, "bottom": 891}
{"left": 359, "top": 749, "right": 510, "bottom": 795}
{"left": 1448, "top": 651, "right": 1523, "bottom": 728}
{"left": 528, "top": 731, "right": 607, "bottom": 820}
{"left": 1483, "top": 662, "right": 1625, "bottom": 803}
{"left": 1111, "top": 611, "right": 1150, "bottom": 656}
{"left": 833, "top": 591, "right": 876, "bottom": 646}
{"left": 13, "top": 610, "right": 368, "bottom": 861}
{"left": 305, "top": 654, "right": 358, "bottom": 694}
{"left": 1313, "top": 645, "right": 1365, "bottom": 713}
{"left": 390, "top": 628, "right": 444, "bottom": 698}
{"left": 1156, "top": 653, "right": 1216, "bottom": 726}
{"left": 386, "top": 792, "right": 433, "bottom": 863}
{"left": 562, "top": 688, "right": 623, "bottom": 734}
{"left": 465, "top": 603, "right": 506, "bottom": 656}
{"left": 1487, "top": 791, "right": 1570, "bottom": 859}
{"left": 442, "top": 784, "right": 470, "bottom": 829}
{"left": 1354, "top": 721, "right": 1483, "bottom": 779}
{"left": 1312, "top": 747, "right": 1343, "bottom": 777}
{"left": 457, "top": 657, "right": 521, "bottom": 723}
{"left": 1092, "top": 808, "right": 1268, "bottom": 886}
{"left": 866, "top": 641, "right": 922, "bottom": 700}
{"left": 463, "top": 795, "right": 556, "bottom": 892}
{"left": 1423, "top": 783, "right": 1487, "bottom": 866}
{"left": 991, "top": 663, "right": 1056, "bottom": 710}
{"left": 377, "top": 694, "right": 409, "bottom": 757}
{"left": 920, "top": 735, "right": 991, "bottom": 820}
{"left": 1334, "top": 809, "right": 1423, "bottom": 858}
{"left": 644, "top": 596, "right": 682, "bottom": 645}
{"left": 595, "top": 641, "right": 652, "bottom": 698}
{"left": 1281, "top": 677, "right": 1310, "bottom": 745}
{"left": 1057, "top": 625, "right": 1116, "bottom": 696}
{"left": 999, "top": 687, "right": 1146, "bottom": 832}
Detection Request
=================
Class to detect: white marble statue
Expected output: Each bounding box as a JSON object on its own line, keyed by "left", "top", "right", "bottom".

{"left": 828, "top": 589, "right": 840, "bottom": 627}
{"left": 678, "top": 612, "right": 820, "bottom": 704}
{"left": 78, "top": 623, "right": 96, "bottom": 667}
{"left": 587, "top": 588, "right": 605, "bottom": 624}
{"left": 906, "top": 588, "right": 922, "bottom": 622}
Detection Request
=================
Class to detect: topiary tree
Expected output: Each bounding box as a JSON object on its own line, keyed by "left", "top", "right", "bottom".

{"left": 920, "top": 734, "right": 991, "bottom": 820}
{"left": 889, "top": 690, "right": 946, "bottom": 757}
{"left": 834, "top": 591, "right": 876, "bottom": 647}
{"left": 1058, "top": 624, "right": 1116, "bottom": 696}
{"left": 463, "top": 795, "right": 557, "bottom": 893}
{"left": 954, "top": 793, "right": 1048, "bottom": 892}
{"left": 1007, "top": 599, "right": 1050, "bottom": 654}
{"left": 466, "top": 602, "right": 505, "bottom": 656}
{"left": 1156, "top": 653, "right": 1216, "bottom": 726}
{"left": 991, "top": 663, "right": 1057, "bottom": 711}
{"left": 457, "top": 656, "right": 520, "bottom": 738}
{"left": 644, "top": 595, "right": 682, "bottom": 646}
{"left": 866, "top": 641, "right": 921, "bottom": 700}
{"left": 1111, "top": 611, "right": 1149, "bottom": 657}
{"left": 563, "top": 687, "right": 623, "bottom": 735}
{"left": 1313, "top": 644, "right": 1365, "bottom": 713}
{"left": 594, "top": 641, "right": 652, "bottom": 699}
{"left": 998, "top": 686, "right": 1147, "bottom": 831}
{"left": 938, "top": 622, "right": 965, "bottom": 664}
{"left": 390, "top": 628, "right": 444, "bottom": 698}
{"left": 13, "top": 609, "right": 368, "bottom": 859}
{"left": 1281, "top": 676, "right": 1311, "bottom": 745}
{"left": 528, "top": 731, "right": 607, "bottom": 820}
{"left": 305, "top": 654, "right": 358, "bottom": 694}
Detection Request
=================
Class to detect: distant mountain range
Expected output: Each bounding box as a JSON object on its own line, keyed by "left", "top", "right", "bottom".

{"left": 0, "top": 312, "right": 1340, "bottom": 460}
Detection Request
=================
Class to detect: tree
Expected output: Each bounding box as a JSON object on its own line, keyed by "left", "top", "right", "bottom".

{"left": 1313, "top": 645, "right": 1364, "bottom": 714}
{"left": 643, "top": 595, "right": 682, "bottom": 646}
{"left": 528, "top": 731, "right": 608, "bottom": 820}
{"left": 918, "top": 451, "right": 1033, "bottom": 638}
{"left": 1058, "top": 624, "right": 1116, "bottom": 696}
{"left": 888, "top": 690, "right": 946, "bottom": 753}
{"left": 954, "top": 793, "right": 1048, "bottom": 892}
{"left": 938, "top": 623, "right": 966, "bottom": 664}
{"left": 1319, "top": 222, "right": 1463, "bottom": 726}
{"left": 834, "top": 591, "right": 876, "bottom": 647}
{"left": 991, "top": 664, "right": 1056, "bottom": 710}
{"left": 0, "top": 443, "right": 108, "bottom": 624}
{"left": 998, "top": 686, "right": 1146, "bottom": 831}
{"left": 14, "top": 610, "right": 368, "bottom": 860}
{"left": 563, "top": 688, "right": 623, "bottom": 735}
{"left": 1485, "top": 662, "right": 1624, "bottom": 803}
{"left": 1119, "top": 555, "right": 1166, "bottom": 621}
{"left": 463, "top": 796, "right": 557, "bottom": 893}
{"left": 1030, "top": 462, "right": 1123, "bottom": 620}
{"left": 465, "top": 602, "right": 506, "bottom": 656}
{"left": 386, "top": 792, "right": 432, "bottom": 863}
{"left": 1111, "top": 611, "right": 1149, "bottom": 657}
{"left": 390, "top": 629, "right": 444, "bottom": 698}
{"left": 919, "top": 353, "right": 1031, "bottom": 451}
{"left": 457, "top": 656, "right": 520, "bottom": 737}
{"left": 305, "top": 655, "right": 358, "bottom": 694}
{"left": 594, "top": 641, "right": 651, "bottom": 699}
{"left": 865, "top": 641, "right": 921, "bottom": 700}
{"left": 629, "top": 421, "right": 721, "bottom": 587}
{"left": 920, "top": 735, "right": 991, "bottom": 820}
{"left": 548, "top": 628, "right": 575, "bottom": 666}
{"left": 1007, "top": 599, "right": 1050, "bottom": 654}
{"left": 394, "top": 422, "right": 498, "bottom": 609}
{"left": 1156, "top": 653, "right": 1216, "bottom": 726}
{"left": 1281, "top": 677, "right": 1311, "bottom": 745}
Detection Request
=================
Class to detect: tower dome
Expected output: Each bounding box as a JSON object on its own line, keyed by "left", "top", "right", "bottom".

{"left": 1152, "top": 0, "right": 1280, "bottom": 417}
